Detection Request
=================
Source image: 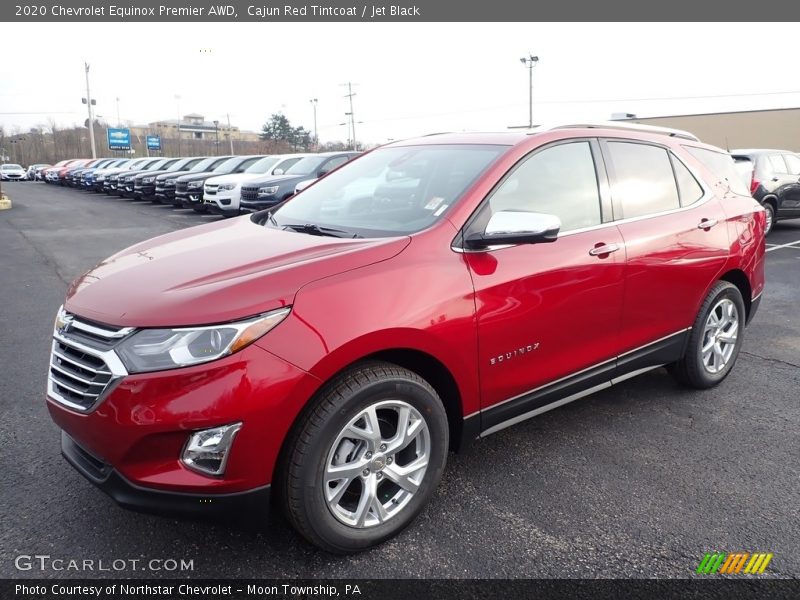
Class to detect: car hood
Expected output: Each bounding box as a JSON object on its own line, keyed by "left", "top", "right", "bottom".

{"left": 135, "top": 169, "right": 172, "bottom": 180}
{"left": 65, "top": 216, "right": 410, "bottom": 327}
{"left": 242, "top": 174, "right": 304, "bottom": 187}
{"left": 205, "top": 172, "right": 263, "bottom": 186}
{"left": 118, "top": 169, "right": 155, "bottom": 179}
{"left": 176, "top": 172, "right": 226, "bottom": 183}
{"left": 156, "top": 169, "right": 194, "bottom": 181}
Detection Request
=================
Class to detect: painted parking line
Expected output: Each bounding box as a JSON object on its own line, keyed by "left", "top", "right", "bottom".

{"left": 765, "top": 239, "right": 800, "bottom": 253}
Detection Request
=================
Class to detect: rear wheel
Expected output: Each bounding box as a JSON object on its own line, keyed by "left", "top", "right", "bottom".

{"left": 670, "top": 281, "right": 745, "bottom": 389}
{"left": 281, "top": 362, "right": 448, "bottom": 553}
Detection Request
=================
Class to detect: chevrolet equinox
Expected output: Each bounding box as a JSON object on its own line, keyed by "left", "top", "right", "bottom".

{"left": 46, "top": 124, "right": 766, "bottom": 553}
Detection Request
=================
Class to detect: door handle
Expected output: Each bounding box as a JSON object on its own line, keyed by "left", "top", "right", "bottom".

{"left": 697, "top": 218, "right": 718, "bottom": 230}
{"left": 588, "top": 243, "right": 620, "bottom": 256}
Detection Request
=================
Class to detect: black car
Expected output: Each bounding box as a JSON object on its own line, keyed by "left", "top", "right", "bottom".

{"left": 239, "top": 152, "right": 360, "bottom": 212}
{"left": 159, "top": 156, "right": 230, "bottom": 206}
{"left": 118, "top": 158, "right": 180, "bottom": 198}
{"left": 174, "top": 156, "right": 264, "bottom": 210}
{"left": 731, "top": 149, "right": 800, "bottom": 235}
{"left": 133, "top": 157, "right": 204, "bottom": 201}
{"left": 106, "top": 158, "right": 164, "bottom": 195}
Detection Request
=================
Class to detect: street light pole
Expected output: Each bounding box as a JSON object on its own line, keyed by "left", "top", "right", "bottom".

{"left": 519, "top": 54, "right": 539, "bottom": 128}
{"left": 83, "top": 62, "right": 97, "bottom": 158}
{"left": 309, "top": 98, "right": 318, "bottom": 149}
{"left": 226, "top": 113, "right": 234, "bottom": 154}
{"left": 213, "top": 120, "right": 219, "bottom": 155}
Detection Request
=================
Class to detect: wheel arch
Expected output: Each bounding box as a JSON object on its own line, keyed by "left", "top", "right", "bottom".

{"left": 719, "top": 269, "right": 752, "bottom": 321}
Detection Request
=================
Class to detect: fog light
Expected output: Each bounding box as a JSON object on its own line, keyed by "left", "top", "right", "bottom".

{"left": 181, "top": 423, "right": 242, "bottom": 476}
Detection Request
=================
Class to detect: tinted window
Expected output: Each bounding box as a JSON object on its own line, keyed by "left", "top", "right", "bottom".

{"left": 784, "top": 154, "right": 800, "bottom": 175}
{"left": 769, "top": 154, "right": 787, "bottom": 173}
{"left": 607, "top": 142, "right": 679, "bottom": 218}
{"left": 485, "top": 142, "right": 602, "bottom": 232}
{"left": 245, "top": 156, "right": 279, "bottom": 174}
{"left": 285, "top": 156, "right": 326, "bottom": 175}
{"left": 671, "top": 155, "right": 704, "bottom": 206}
{"left": 321, "top": 155, "right": 351, "bottom": 174}
{"left": 685, "top": 147, "right": 751, "bottom": 197}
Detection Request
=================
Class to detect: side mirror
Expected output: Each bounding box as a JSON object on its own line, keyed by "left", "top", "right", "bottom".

{"left": 273, "top": 168, "right": 284, "bottom": 175}
{"left": 317, "top": 169, "right": 330, "bottom": 178}
{"left": 466, "top": 211, "right": 561, "bottom": 249}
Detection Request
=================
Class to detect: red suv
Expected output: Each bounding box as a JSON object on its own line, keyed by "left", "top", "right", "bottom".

{"left": 46, "top": 124, "right": 765, "bottom": 553}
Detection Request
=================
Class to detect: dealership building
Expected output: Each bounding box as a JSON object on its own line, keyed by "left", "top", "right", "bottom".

{"left": 614, "top": 107, "right": 800, "bottom": 152}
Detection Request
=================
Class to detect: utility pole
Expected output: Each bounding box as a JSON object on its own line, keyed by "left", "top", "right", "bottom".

{"left": 519, "top": 54, "right": 539, "bottom": 128}
{"left": 226, "top": 113, "right": 234, "bottom": 154}
{"left": 116, "top": 97, "right": 121, "bottom": 127}
{"left": 309, "top": 98, "right": 318, "bottom": 149}
{"left": 341, "top": 82, "right": 358, "bottom": 150}
{"left": 213, "top": 120, "right": 220, "bottom": 155}
{"left": 83, "top": 62, "right": 97, "bottom": 159}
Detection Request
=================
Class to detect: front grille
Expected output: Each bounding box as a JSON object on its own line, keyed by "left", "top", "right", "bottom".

{"left": 205, "top": 185, "right": 218, "bottom": 196}
{"left": 48, "top": 312, "right": 132, "bottom": 412}
{"left": 241, "top": 186, "right": 258, "bottom": 201}
{"left": 176, "top": 181, "right": 188, "bottom": 193}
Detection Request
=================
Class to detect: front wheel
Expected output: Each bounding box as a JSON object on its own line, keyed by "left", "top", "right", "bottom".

{"left": 281, "top": 362, "right": 449, "bottom": 553}
{"left": 669, "top": 281, "right": 746, "bottom": 389}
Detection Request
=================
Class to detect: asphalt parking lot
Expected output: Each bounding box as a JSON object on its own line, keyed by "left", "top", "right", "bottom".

{"left": 1, "top": 181, "right": 798, "bottom": 579}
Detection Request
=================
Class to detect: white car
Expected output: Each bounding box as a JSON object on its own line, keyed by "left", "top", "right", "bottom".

{"left": 1, "top": 163, "right": 27, "bottom": 181}
{"left": 203, "top": 153, "right": 310, "bottom": 217}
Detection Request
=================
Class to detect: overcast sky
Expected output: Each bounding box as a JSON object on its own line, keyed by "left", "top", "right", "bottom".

{"left": 2, "top": 22, "right": 800, "bottom": 145}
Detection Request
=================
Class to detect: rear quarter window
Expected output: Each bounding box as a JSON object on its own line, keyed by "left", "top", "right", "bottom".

{"left": 684, "top": 146, "right": 751, "bottom": 197}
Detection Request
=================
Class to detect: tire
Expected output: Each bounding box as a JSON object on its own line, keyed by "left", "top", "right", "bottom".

{"left": 763, "top": 201, "right": 776, "bottom": 236}
{"left": 281, "top": 361, "right": 449, "bottom": 554}
{"left": 670, "top": 281, "right": 746, "bottom": 389}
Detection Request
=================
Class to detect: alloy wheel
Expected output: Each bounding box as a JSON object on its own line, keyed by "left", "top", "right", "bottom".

{"left": 701, "top": 298, "right": 739, "bottom": 374}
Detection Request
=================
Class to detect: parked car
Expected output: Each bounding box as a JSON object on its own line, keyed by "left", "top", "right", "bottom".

{"left": 66, "top": 158, "right": 115, "bottom": 187}
{"left": 204, "top": 154, "right": 309, "bottom": 217}
{"left": 45, "top": 124, "right": 765, "bottom": 553}
{"left": 26, "top": 163, "right": 50, "bottom": 180}
{"left": 0, "top": 163, "right": 27, "bottom": 181}
{"left": 175, "top": 155, "right": 258, "bottom": 211}
{"left": 81, "top": 159, "right": 130, "bottom": 191}
{"left": 730, "top": 149, "right": 800, "bottom": 235}
{"left": 163, "top": 155, "right": 233, "bottom": 207}
{"left": 96, "top": 158, "right": 148, "bottom": 193}
{"left": 134, "top": 157, "right": 204, "bottom": 201}
{"left": 107, "top": 157, "right": 165, "bottom": 196}
{"left": 43, "top": 159, "right": 84, "bottom": 184}
{"left": 119, "top": 158, "right": 181, "bottom": 198}
{"left": 33, "top": 164, "right": 52, "bottom": 181}
{"left": 55, "top": 159, "right": 92, "bottom": 185}
{"left": 239, "top": 152, "right": 360, "bottom": 212}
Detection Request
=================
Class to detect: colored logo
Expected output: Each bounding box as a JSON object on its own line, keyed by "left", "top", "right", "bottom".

{"left": 697, "top": 552, "right": 773, "bottom": 574}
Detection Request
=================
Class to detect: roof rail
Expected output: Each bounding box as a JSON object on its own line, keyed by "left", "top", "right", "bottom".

{"left": 531, "top": 121, "right": 700, "bottom": 142}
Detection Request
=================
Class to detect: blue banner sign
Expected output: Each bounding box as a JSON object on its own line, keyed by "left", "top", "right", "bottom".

{"left": 107, "top": 128, "right": 131, "bottom": 151}
{"left": 146, "top": 135, "right": 161, "bottom": 151}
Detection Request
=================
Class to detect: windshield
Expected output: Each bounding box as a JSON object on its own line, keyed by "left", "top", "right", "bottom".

{"left": 146, "top": 159, "right": 171, "bottom": 170}
{"left": 2, "top": 164, "right": 23, "bottom": 170}
{"left": 245, "top": 156, "right": 279, "bottom": 174}
{"left": 270, "top": 144, "right": 505, "bottom": 237}
{"left": 189, "top": 157, "right": 222, "bottom": 172}
{"left": 285, "top": 156, "right": 327, "bottom": 175}
{"left": 212, "top": 156, "right": 247, "bottom": 173}
{"left": 168, "top": 157, "right": 202, "bottom": 171}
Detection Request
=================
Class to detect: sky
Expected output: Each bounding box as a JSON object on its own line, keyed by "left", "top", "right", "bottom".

{"left": 2, "top": 22, "right": 800, "bottom": 145}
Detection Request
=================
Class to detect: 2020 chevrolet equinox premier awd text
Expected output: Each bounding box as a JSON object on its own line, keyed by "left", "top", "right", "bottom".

{"left": 46, "top": 124, "right": 765, "bottom": 553}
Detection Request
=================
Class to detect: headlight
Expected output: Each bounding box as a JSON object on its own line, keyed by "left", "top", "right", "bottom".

{"left": 116, "top": 307, "right": 291, "bottom": 373}
{"left": 187, "top": 180, "right": 203, "bottom": 189}
{"left": 258, "top": 185, "right": 279, "bottom": 196}
{"left": 165, "top": 179, "right": 176, "bottom": 186}
{"left": 142, "top": 176, "right": 155, "bottom": 184}
{"left": 218, "top": 183, "right": 237, "bottom": 191}
{"left": 96, "top": 176, "right": 105, "bottom": 181}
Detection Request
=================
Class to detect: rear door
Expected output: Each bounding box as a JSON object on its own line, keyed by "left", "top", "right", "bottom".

{"left": 603, "top": 140, "right": 729, "bottom": 366}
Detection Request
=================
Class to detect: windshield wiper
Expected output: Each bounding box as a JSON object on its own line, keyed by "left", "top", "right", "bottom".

{"left": 281, "top": 223, "right": 361, "bottom": 238}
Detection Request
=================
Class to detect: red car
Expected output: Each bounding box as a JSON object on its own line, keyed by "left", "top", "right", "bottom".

{"left": 47, "top": 124, "right": 765, "bottom": 553}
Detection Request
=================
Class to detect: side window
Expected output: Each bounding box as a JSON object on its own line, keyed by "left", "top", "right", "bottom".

{"left": 274, "top": 158, "right": 301, "bottom": 173}
{"left": 671, "top": 155, "right": 704, "bottom": 206}
{"left": 784, "top": 154, "right": 800, "bottom": 175}
{"left": 481, "top": 141, "right": 602, "bottom": 233}
{"left": 768, "top": 154, "right": 787, "bottom": 174}
{"left": 606, "top": 142, "right": 680, "bottom": 219}
{"left": 684, "top": 146, "right": 751, "bottom": 197}
{"left": 321, "top": 156, "right": 350, "bottom": 174}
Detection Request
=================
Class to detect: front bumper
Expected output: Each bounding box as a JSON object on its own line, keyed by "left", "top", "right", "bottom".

{"left": 61, "top": 432, "right": 271, "bottom": 515}
{"left": 47, "top": 342, "right": 319, "bottom": 500}
{"left": 178, "top": 189, "right": 204, "bottom": 207}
